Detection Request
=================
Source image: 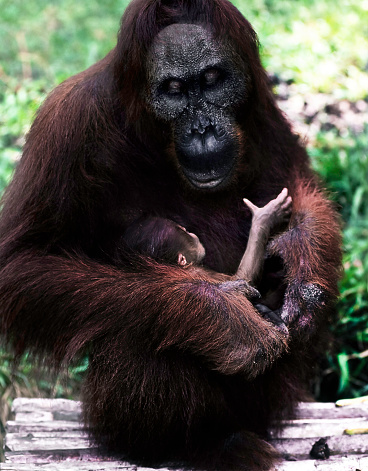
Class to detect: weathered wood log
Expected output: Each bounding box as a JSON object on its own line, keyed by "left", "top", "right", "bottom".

{"left": 6, "top": 421, "right": 82, "bottom": 434}
{"left": 11, "top": 397, "right": 368, "bottom": 421}
{"left": 7, "top": 421, "right": 368, "bottom": 454}
{"left": 11, "top": 398, "right": 81, "bottom": 422}
{"left": 5, "top": 433, "right": 89, "bottom": 452}
{"left": 3, "top": 398, "right": 368, "bottom": 471}
{"left": 0, "top": 463, "right": 159, "bottom": 470}
{"left": 295, "top": 401, "right": 368, "bottom": 419}
{"left": 270, "top": 417, "right": 368, "bottom": 439}
{"left": 4, "top": 448, "right": 111, "bottom": 464}
{"left": 276, "top": 455, "right": 368, "bottom": 471}
{"left": 273, "top": 435, "right": 368, "bottom": 459}
{"left": 2, "top": 456, "right": 368, "bottom": 470}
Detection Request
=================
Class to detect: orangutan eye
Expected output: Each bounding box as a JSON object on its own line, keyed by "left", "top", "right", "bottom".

{"left": 165, "top": 79, "right": 185, "bottom": 95}
{"left": 202, "top": 68, "right": 221, "bottom": 87}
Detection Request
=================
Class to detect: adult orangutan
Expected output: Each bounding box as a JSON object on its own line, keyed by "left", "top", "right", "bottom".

{"left": 0, "top": 0, "right": 341, "bottom": 470}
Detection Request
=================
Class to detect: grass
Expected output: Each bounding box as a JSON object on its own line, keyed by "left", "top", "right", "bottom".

{"left": 310, "top": 128, "right": 368, "bottom": 398}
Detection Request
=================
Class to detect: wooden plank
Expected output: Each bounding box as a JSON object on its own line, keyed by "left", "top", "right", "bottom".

{"left": 5, "top": 436, "right": 90, "bottom": 452}
{"left": 6, "top": 433, "right": 368, "bottom": 461}
{"left": 4, "top": 399, "right": 368, "bottom": 471}
{"left": 4, "top": 449, "right": 105, "bottom": 463}
{"left": 12, "top": 398, "right": 82, "bottom": 414}
{"left": 273, "top": 417, "right": 368, "bottom": 439}
{"left": 272, "top": 435, "right": 368, "bottom": 459}
{"left": 296, "top": 402, "right": 368, "bottom": 419}
{"left": 7, "top": 417, "right": 368, "bottom": 444}
{"left": 12, "top": 399, "right": 81, "bottom": 423}
{"left": 276, "top": 456, "right": 368, "bottom": 471}
{"left": 7, "top": 431, "right": 87, "bottom": 440}
{"left": 11, "top": 398, "right": 368, "bottom": 420}
{"left": 2, "top": 456, "right": 368, "bottom": 471}
{"left": 12, "top": 412, "right": 54, "bottom": 423}
{"left": 6, "top": 421, "right": 82, "bottom": 434}
{"left": 3, "top": 449, "right": 171, "bottom": 470}
{"left": 0, "top": 464, "right": 161, "bottom": 470}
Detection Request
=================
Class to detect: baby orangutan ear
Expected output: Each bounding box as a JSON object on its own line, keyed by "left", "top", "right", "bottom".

{"left": 178, "top": 253, "right": 187, "bottom": 266}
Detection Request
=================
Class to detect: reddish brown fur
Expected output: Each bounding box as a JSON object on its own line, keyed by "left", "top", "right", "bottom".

{"left": 0, "top": 1, "right": 341, "bottom": 470}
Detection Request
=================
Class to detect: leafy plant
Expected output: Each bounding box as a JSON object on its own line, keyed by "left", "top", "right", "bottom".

{"left": 310, "top": 127, "right": 368, "bottom": 398}
{"left": 0, "top": 79, "right": 48, "bottom": 193}
{"left": 233, "top": 0, "right": 368, "bottom": 100}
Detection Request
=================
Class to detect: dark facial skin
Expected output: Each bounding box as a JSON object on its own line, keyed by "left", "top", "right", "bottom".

{"left": 147, "top": 24, "right": 249, "bottom": 190}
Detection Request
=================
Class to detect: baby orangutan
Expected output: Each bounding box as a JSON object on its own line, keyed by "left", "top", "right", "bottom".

{"left": 124, "top": 188, "right": 292, "bottom": 287}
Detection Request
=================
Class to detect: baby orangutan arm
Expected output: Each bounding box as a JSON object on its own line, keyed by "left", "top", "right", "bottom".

{"left": 236, "top": 188, "right": 292, "bottom": 284}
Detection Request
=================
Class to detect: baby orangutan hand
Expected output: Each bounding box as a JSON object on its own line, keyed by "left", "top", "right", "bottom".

{"left": 243, "top": 188, "right": 292, "bottom": 235}
{"left": 236, "top": 188, "right": 292, "bottom": 285}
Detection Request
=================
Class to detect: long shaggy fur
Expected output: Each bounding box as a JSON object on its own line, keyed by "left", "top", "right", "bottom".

{"left": 0, "top": 1, "right": 341, "bottom": 470}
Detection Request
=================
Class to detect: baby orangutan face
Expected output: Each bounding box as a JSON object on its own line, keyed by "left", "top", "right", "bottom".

{"left": 176, "top": 225, "right": 206, "bottom": 267}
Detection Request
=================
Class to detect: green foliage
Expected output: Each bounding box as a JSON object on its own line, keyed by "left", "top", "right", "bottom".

{"left": 0, "top": 0, "right": 367, "bottom": 404}
{"left": 233, "top": 0, "right": 368, "bottom": 100}
{"left": 310, "top": 128, "right": 368, "bottom": 397}
{"left": 0, "top": 80, "right": 48, "bottom": 192}
{"left": 0, "top": 0, "right": 130, "bottom": 85}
